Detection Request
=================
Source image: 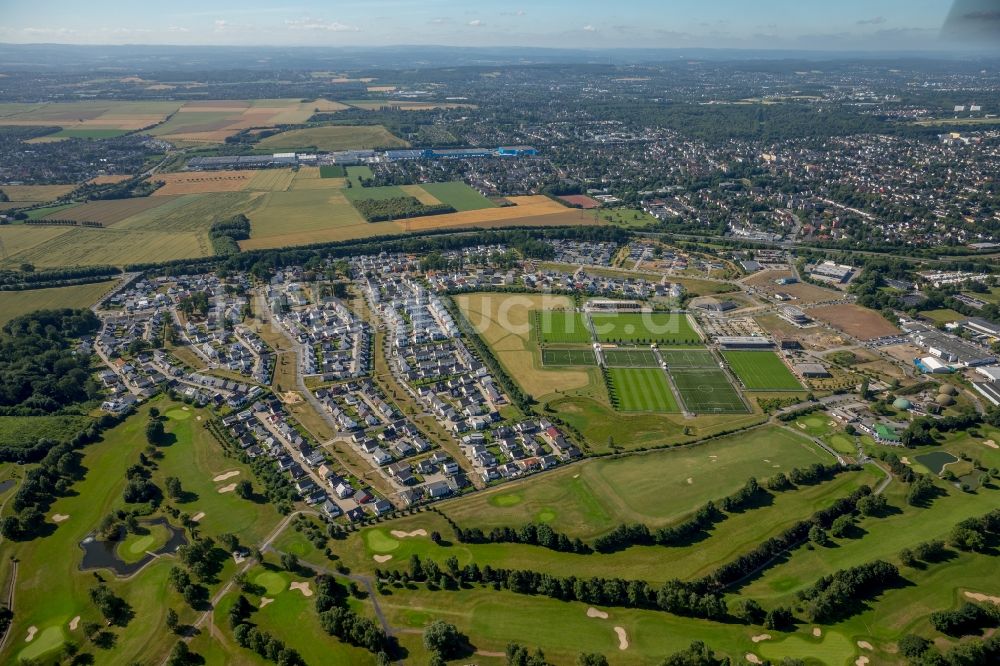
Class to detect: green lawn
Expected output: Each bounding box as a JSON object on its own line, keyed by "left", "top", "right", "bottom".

{"left": 535, "top": 310, "right": 592, "bottom": 344}
{"left": 318, "top": 165, "right": 346, "bottom": 178}
{"left": 342, "top": 184, "right": 409, "bottom": 202}
{"left": 670, "top": 368, "right": 748, "bottom": 414}
{"left": 608, "top": 368, "right": 679, "bottom": 412}
{"left": 723, "top": 351, "right": 803, "bottom": 391}
{"left": 345, "top": 166, "right": 374, "bottom": 187}
{"left": 1, "top": 400, "right": 284, "bottom": 664}
{"left": 443, "top": 425, "right": 835, "bottom": 540}
{"left": 419, "top": 182, "right": 496, "bottom": 211}
{"left": 115, "top": 521, "right": 172, "bottom": 564}
{"left": 592, "top": 312, "right": 701, "bottom": 345}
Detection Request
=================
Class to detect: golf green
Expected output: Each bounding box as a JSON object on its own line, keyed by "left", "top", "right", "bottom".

{"left": 365, "top": 529, "right": 401, "bottom": 553}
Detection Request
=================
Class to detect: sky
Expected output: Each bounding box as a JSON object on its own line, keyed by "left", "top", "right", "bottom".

{"left": 0, "top": 1, "right": 991, "bottom": 51}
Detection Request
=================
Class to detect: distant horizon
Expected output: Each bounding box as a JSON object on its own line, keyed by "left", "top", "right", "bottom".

{"left": 2, "top": 1, "right": 996, "bottom": 52}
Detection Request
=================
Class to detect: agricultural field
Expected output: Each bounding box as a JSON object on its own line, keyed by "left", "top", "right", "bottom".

{"left": 0, "top": 100, "right": 181, "bottom": 131}
{"left": 607, "top": 367, "right": 680, "bottom": 412}
{"left": 419, "top": 182, "right": 496, "bottom": 211}
{"left": 0, "top": 280, "right": 117, "bottom": 325}
{"left": 603, "top": 348, "right": 658, "bottom": 368}
{"left": 256, "top": 125, "right": 409, "bottom": 151}
{"left": 343, "top": 100, "right": 476, "bottom": 111}
{"left": 319, "top": 165, "right": 346, "bottom": 178}
{"left": 541, "top": 348, "right": 597, "bottom": 366}
{"left": 147, "top": 99, "right": 348, "bottom": 144}
{"left": 592, "top": 312, "right": 700, "bottom": 345}
{"left": 807, "top": 304, "right": 902, "bottom": 341}
{"left": 670, "top": 368, "right": 748, "bottom": 414}
{"left": 43, "top": 196, "right": 179, "bottom": 225}
{"left": 2, "top": 226, "right": 211, "bottom": 268}
{"left": 151, "top": 170, "right": 257, "bottom": 196}
{"left": 535, "top": 310, "right": 592, "bottom": 344}
{"left": 723, "top": 351, "right": 803, "bottom": 391}
{"left": 0, "top": 184, "right": 76, "bottom": 202}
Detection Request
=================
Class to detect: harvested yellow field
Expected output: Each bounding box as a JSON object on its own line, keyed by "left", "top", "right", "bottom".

{"left": 46, "top": 197, "right": 179, "bottom": 225}
{"left": 0, "top": 281, "right": 118, "bottom": 325}
{"left": 0, "top": 101, "right": 181, "bottom": 129}
{"left": 454, "top": 292, "right": 596, "bottom": 399}
{"left": 0, "top": 225, "right": 74, "bottom": 262}
{"left": 400, "top": 185, "right": 441, "bottom": 205}
{"left": 240, "top": 194, "right": 598, "bottom": 250}
{"left": 1, "top": 184, "right": 76, "bottom": 202}
{"left": 5, "top": 227, "right": 211, "bottom": 268}
{"left": 152, "top": 171, "right": 256, "bottom": 196}
{"left": 88, "top": 175, "right": 133, "bottom": 185}
{"left": 246, "top": 169, "right": 295, "bottom": 192}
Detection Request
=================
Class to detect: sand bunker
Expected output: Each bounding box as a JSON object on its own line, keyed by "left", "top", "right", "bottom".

{"left": 25, "top": 626, "right": 37, "bottom": 642}
{"left": 812, "top": 627, "right": 822, "bottom": 637}
{"left": 69, "top": 616, "right": 80, "bottom": 631}
{"left": 686, "top": 478, "right": 694, "bottom": 485}
{"left": 751, "top": 634, "right": 771, "bottom": 643}
{"left": 218, "top": 483, "right": 237, "bottom": 494}
{"left": 260, "top": 597, "right": 274, "bottom": 608}
{"left": 573, "top": 474, "right": 580, "bottom": 478}
{"left": 587, "top": 607, "right": 609, "bottom": 619}
{"left": 52, "top": 514, "right": 69, "bottom": 523}
{"left": 191, "top": 512, "right": 205, "bottom": 522}
{"left": 196, "top": 416, "right": 202, "bottom": 421}
{"left": 373, "top": 554, "right": 393, "bottom": 563}
{"left": 857, "top": 641, "right": 873, "bottom": 650}
{"left": 900, "top": 457, "right": 911, "bottom": 465}
{"left": 614, "top": 626, "right": 629, "bottom": 650}
{"left": 390, "top": 529, "right": 427, "bottom": 538}
{"left": 182, "top": 406, "right": 189, "bottom": 411}
{"left": 290, "top": 581, "right": 314, "bottom": 597}
{"left": 856, "top": 658, "right": 869, "bottom": 666}
{"left": 745, "top": 654, "right": 762, "bottom": 664}
{"left": 983, "top": 440, "right": 999, "bottom": 449}
{"left": 965, "top": 591, "right": 1000, "bottom": 605}
{"left": 213, "top": 470, "right": 241, "bottom": 482}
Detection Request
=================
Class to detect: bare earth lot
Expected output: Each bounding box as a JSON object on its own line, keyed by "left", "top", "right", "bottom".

{"left": 806, "top": 304, "right": 901, "bottom": 341}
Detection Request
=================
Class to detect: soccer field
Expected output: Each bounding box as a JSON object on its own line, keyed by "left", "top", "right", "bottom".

{"left": 603, "top": 348, "right": 658, "bottom": 368}
{"left": 670, "top": 369, "right": 748, "bottom": 414}
{"left": 591, "top": 312, "right": 700, "bottom": 345}
{"left": 723, "top": 351, "right": 803, "bottom": 391}
{"left": 535, "top": 310, "right": 593, "bottom": 344}
{"left": 660, "top": 348, "right": 718, "bottom": 369}
{"left": 607, "top": 368, "right": 680, "bottom": 412}
{"left": 542, "top": 348, "right": 597, "bottom": 367}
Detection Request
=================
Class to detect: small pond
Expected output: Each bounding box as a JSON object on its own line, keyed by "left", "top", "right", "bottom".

{"left": 914, "top": 451, "right": 960, "bottom": 475}
{"left": 80, "top": 517, "right": 187, "bottom": 576}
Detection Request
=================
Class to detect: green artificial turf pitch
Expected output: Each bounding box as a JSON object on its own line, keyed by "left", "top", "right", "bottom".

{"left": 542, "top": 348, "right": 597, "bottom": 366}
{"left": 659, "top": 348, "right": 718, "bottom": 369}
{"left": 603, "top": 348, "right": 658, "bottom": 368}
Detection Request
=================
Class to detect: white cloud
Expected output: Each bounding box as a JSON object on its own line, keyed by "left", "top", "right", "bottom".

{"left": 213, "top": 19, "right": 229, "bottom": 32}
{"left": 285, "top": 18, "right": 359, "bottom": 32}
{"left": 583, "top": 25, "right": 597, "bottom": 32}
{"left": 857, "top": 17, "right": 888, "bottom": 26}
{"left": 468, "top": 19, "right": 484, "bottom": 27}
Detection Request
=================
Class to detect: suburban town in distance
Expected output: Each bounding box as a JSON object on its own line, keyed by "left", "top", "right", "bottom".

{"left": 1, "top": 2, "right": 1000, "bottom": 665}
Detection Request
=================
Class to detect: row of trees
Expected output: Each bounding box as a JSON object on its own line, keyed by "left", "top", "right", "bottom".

{"left": 796, "top": 560, "right": 899, "bottom": 623}
{"left": 353, "top": 196, "right": 456, "bottom": 222}
{"left": 391, "top": 554, "right": 729, "bottom": 621}
{"left": 315, "top": 574, "right": 395, "bottom": 661}
{"left": 705, "top": 485, "right": 873, "bottom": 588}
